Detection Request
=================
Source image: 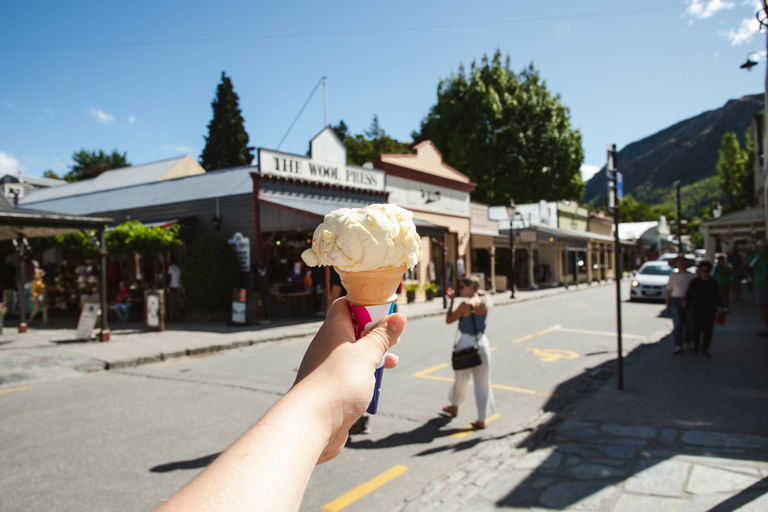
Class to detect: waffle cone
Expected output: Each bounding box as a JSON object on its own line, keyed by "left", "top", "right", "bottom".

{"left": 335, "top": 266, "right": 406, "bottom": 306}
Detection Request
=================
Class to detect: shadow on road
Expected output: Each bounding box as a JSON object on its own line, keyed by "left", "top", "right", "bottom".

{"left": 150, "top": 452, "right": 221, "bottom": 473}
{"left": 345, "top": 415, "right": 456, "bottom": 450}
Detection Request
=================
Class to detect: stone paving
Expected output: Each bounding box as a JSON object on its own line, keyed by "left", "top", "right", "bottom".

{"left": 388, "top": 416, "right": 768, "bottom": 512}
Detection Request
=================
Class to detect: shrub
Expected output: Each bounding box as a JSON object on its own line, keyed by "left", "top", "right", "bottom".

{"left": 180, "top": 238, "right": 241, "bottom": 311}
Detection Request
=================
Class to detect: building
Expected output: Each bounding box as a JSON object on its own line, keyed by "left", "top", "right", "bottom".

{"left": 1, "top": 173, "right": 66, "bottom": 204}
{"left": 469, "top": 202, "right": 508, "bottom": 292}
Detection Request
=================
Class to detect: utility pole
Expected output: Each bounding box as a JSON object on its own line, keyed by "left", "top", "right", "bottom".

{"left": 607, "top": 144, "right": 624, "bottom": 390}
{"left": 674, "top": 181, "right": 682, "bottom": 254}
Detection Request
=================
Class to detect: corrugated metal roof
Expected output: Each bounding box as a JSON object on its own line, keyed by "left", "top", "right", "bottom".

{"left": 703, "top": 206, "right": 765, "bottom": 225}
{"left": 618, "top": 221, "right": 658, "bottom": 241}
{"left": 21, "top": 156, "right": 191, "bottom": 204}
{"left": 1, "top": 174, "right": 67, "bottom": 187}
{"left": 16, "top": 166, "right": 254, "bottom": 216}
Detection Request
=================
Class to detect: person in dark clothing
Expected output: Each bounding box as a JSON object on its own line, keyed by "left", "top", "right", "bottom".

{"left": 684, "top": 260, "right": 723, "bottom": 358}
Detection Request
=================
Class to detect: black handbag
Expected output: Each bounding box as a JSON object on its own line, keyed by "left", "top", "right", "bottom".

{"left": 451, "top": 306, "right": 482, "bottom": 370}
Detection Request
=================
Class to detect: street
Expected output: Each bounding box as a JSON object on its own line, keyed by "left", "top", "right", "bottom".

{"left": 0, "top": 284, "right": 671, "bottom": 512}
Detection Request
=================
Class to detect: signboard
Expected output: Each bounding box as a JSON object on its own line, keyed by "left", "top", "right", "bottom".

{"left": 75, "top": 301, "right": 100, "bottom": 341}
{"left": 520, "top": 229, "right": 538, "bottom": 243}
{"left": 228, "top": 233, "right": 251, "bottom": 272}
{"left": 258, "top": 149, "right": 386, "bottom": 192}
{"left": 145, "top": 290, "right": 165, "bottom": 332}
{"left": 616, "top": 172, "right": 624, "bottom": 201}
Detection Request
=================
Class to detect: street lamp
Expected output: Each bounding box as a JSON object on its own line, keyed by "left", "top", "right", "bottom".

{"left": 505, "top": 200, "right": 525, "bottom": 299}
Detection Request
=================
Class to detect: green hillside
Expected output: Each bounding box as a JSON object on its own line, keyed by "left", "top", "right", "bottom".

{"left": 583, "top": 94, "right": 762, "bottom": 209}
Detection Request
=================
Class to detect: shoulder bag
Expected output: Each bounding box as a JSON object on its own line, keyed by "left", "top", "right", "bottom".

{"left": 451, "top": 305, "right": 482, "bottom": 370}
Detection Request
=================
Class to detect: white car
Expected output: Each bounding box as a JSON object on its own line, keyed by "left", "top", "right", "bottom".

{"left": 630, "top": 261, "right": 676, "bottom": 302}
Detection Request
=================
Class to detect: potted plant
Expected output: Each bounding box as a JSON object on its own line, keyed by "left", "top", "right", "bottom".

{"left": 424, "top": 282, "right": 439, "bottom": 301}
{"left": 404, "top": 283, "right": 419, "bottom": 303}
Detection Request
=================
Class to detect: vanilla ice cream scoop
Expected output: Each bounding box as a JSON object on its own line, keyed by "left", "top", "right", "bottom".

{"left": 301, "top": 203, "right": 422, "bottom": 272}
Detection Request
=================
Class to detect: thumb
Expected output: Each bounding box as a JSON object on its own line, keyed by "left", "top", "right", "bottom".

{"left": 357, "top": 313, "right": 406, "bottom": 364}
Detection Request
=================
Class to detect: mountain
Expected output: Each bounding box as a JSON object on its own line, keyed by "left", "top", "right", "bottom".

{"left": 582, "top": 94, "right": 764, "bottom": 209}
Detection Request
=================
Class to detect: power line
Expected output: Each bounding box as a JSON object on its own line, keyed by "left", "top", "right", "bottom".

{"left": 276, "top": 76, "right": 325, "bottom": 150}
{"left": 1, "top": 5, "right": 680, "bottom": 52}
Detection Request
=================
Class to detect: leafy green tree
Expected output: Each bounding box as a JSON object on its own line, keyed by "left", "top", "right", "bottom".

{"left": 199, "top": 72, "right": 254, "bottom": 171}
{"left": 412, "top": 51, "right": 584, "bottom": 205}
{"left": 65, "top": 149, "right": 129, "bottom": 182}
{"left": 42, "top": 170, "right": 60, "bottom": 180}
{"left": 331, "top": 116, "right": 410, "bottom": 165}
{"left": 54, "top": 221, "right": 181, "bottom": 258}
{"left": 618, "top": 194, "right": 657, "bottom": 223}
{"left": 716, "top": 131, "right": 753, "bottom": 212}
{"left": 180, "top": 238, "right": 241, "bottom": 310}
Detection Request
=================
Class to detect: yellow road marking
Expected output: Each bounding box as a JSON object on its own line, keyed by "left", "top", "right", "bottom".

{"left": 321, "top": 465, "right": 408, "bottom": 511}
{"left": 145, "top": 358, "right": 205, "bottom": 369}
{"left": 536, "top": 328, "right": 553, "bottom": 335}
{"left": 412, "top": 364, "right": 551, "bottom": 395}
{"left": 490, "top": 347, "right": 498, "bottom": 352}
{"left": 513, "top": 334, "right": 534, "bottom": 343}
{"left": 552, "top": 327, "right": 645, "bottom": 340}
{"left": 281, "top": 336, "right": 313, "bottom": 346}
{"left": 0, "top": 386, "right": 31, "bottom": 395}
{"left": 527, "top": 348, "right": 579, "bottom": 362}
{"left": 451, "top": 414, "right": 501, "bottom": 439}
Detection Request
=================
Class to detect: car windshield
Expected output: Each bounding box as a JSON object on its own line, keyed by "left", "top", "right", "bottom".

{"left": 639, "top": 265, "right": 675, "bottom": 276}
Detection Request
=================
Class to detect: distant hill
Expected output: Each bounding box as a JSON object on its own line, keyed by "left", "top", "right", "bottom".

{"left": 582, "top": 94, "right": 763, "bottom": 211}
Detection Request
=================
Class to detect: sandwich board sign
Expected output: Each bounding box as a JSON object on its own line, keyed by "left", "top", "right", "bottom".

{"left": 75, "top": 301, "right": 100, "bottom": 340}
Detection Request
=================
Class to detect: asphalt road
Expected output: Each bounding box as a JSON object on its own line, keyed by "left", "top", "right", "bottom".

{"left": 0, "top": 284, "right": 672, "bottom": 512}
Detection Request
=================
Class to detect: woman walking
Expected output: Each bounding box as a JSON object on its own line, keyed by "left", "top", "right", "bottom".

{"left": 684, "top": 260, "right": 723, "bottom": 358}
{"left": 442, "top": 277, "right": 496, "bottom": 429}
{"left": 666, "top": 256, "right": 696, "bottom": 354}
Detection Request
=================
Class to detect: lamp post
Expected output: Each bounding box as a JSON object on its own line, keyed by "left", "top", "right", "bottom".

{"left": 505, "top": 201, "right": 525, "bottom": 299}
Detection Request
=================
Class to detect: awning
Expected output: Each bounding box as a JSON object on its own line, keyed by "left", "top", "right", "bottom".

{"left": 413, "top": 218, "right": 449, "bottom": 238}
{"left": 0, "top": 207, "right": 114, "bottom": 240}
{"left": 258, "top": 193, "right": 380, "bottom": 232}
{"left": 702, "top": 206, "right": 765, "bottom": 236}
{"left": 105, "top": 216, "right": 195, "bottom": 232}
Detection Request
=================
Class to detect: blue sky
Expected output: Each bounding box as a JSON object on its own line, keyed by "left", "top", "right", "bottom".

{"left": 1, "top": 0, "right": 766, "bottom": 184}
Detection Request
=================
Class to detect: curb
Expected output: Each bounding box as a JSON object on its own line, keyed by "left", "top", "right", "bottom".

{"left": 98, "top": 278, "right": 627, "bottom": 371}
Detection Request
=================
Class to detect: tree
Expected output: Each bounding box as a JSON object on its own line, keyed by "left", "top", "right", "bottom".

{"left": 180, "top": 238, "right": 241, "bottom": 310}
{"left": 199, "top": 72, "right": 254, "bottom": 171}
{"left": 65, "top": 149, "right": 129, "bottom": 182}
{"left": 618, "top": 194, "right": 657, "bottom": 223}
{"left": 412, "top": 51, "right": 584, "bottom": 205}
{"left": 716, "top": 131, "right": 753, "bottom": 212}
{"left": 335, "top": 116, "right": 410, "bottom": 166}
{"left": 42, "top": 170, "right": 60, "bottom": 180}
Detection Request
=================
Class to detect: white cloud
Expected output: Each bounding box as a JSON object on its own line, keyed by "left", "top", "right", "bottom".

{"left": 581, "top": 164, "right": 601, "bottom": 182}
{"left": 720, "top": 15, "right": 761, "bottom": 44}
{"left": 128, "top": 116, "right": 137, "bottom": 126}
{"left": 686, "top": 0, "right": 736, "bottom": 20}
{"left": 0, "top": 151, "right": 21, "bottom": 174}
{"left": 4, "top": 102, "right": 12, "bottom": 109}
{"left": 89, "top": 108, "right": 115, "bottom": 124}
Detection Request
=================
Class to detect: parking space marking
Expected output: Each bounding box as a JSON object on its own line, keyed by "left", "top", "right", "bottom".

{"left": 145, "top": 358, "right": 204, "bottom": 369}
{"left": 513, "top": 334, "right": 534, "bottom": 343}
{"left": 451, "top": 414, "right": 501, "bottom": 439}
{"left": 552, "top": 327, "right": 645, "bottom": 340}
{"left": 281, "top": 336, "right": 313, "bottom": 346}
{"left": 321, "top": 465, "right": 408, "bottom": 511}
{"left": 0, "top": 386, "right": 31, "bottom": 395}
{"left": 536, "top": 324, "right": 561, "bottom": 335}
{"left": 527, "top": 348, "right": 579, "bottom": 362}
{"left": 412, "top": 364, "right": 551, "bottom": 396}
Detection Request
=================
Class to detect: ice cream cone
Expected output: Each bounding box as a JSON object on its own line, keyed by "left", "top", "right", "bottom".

{"left": 335, "top": 266, "right": 406, "bottom": 306}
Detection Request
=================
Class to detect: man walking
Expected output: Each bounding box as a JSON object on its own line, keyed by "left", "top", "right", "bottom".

{"left": 666, "top": 256, "right": 696, "bottom": 354}
{"left": 712, "top": 254, "right": 734, "bottom": 313}
{"left": 684, "top": 260, "right": 723, "bottom": 358}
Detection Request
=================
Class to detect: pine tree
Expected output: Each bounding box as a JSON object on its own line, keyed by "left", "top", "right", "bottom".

{"left": 199, "top": 72, "right": 254, "bottom": 171}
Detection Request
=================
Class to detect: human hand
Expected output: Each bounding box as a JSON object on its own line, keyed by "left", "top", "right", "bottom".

{"left": 293, "top": 299, "right": 404, "bottom": 464}
{"left": 446, "top": 287, "right": 456, "bottom": 300}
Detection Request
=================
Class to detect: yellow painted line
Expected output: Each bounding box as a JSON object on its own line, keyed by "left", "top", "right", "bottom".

{"left": 145, "top": 358, "right": 204, "bottom": 369}
{"left": 281, "top": 336, "right": 313, "bottom": 346}
{"left": 536, "top": 328, "right": 553, "bottom": 335}
{"left": 321, "top": 465, "right": 408, "bottom": 511}
{"left": 527, "top": 348, "right": 579, "bottom": 362}
{"left": 412, "top": 364, "right": 551, "bottom": 396}
{"left": 513, "top": 334, "right": 534, "bottom": 343}
{"left": 553, "top": 327, "right": 645, "bottom": 340}
{"left": 0, "top": 386, "right": 31, "bottom": 395}
{"left": 490, "top": 347, "right": 498, "bottom": 352}
{"left": 451, "top": 414, "right": 501, "bottom": 439}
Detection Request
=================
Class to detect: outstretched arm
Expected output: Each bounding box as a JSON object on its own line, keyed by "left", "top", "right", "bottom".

{"left": 157, "top": 299, "right": 405, "bottom": 512}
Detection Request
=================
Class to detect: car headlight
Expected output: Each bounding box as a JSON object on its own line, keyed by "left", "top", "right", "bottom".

{"left": 631, "top": 280, "right": 639, "bottom": 287}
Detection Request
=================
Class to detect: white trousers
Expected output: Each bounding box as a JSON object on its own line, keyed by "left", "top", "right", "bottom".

{"left": 449, "top": 333, "right": 496, "bottom": 422}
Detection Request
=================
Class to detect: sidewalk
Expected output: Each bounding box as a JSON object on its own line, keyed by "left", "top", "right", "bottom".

{"left": 0, "top": 280, "right": 616, "bottom": 386}
{"left": 390, "top": 292, "right": 768, "bottom": 511}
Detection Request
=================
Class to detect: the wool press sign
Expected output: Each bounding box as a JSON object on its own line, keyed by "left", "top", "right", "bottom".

{"left": 258, "top": 149, "right": 385, "bottom": 192}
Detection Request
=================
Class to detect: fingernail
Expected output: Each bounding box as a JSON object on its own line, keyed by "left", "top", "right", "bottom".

{"left": 386, "top": 314, "right": 406, "bottom": 337}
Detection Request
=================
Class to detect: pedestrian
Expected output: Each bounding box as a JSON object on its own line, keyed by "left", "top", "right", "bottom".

{"left": 747, "top": 239, "right": 768, "bottom": 336}
{"left": 665, "top": 256, "right": 696, "bottom": 354}
{"left": 712, "top": 253, "right": 734, "bottom": 312}
{"left": 727, "top": 249, "right": 743, "bottom": 303}
{"left": 684, "top": 260, "right": 723, "bottom": 358}
{"left": 27, "top": 268, "right": 49, "bottom": 326}
{"left": 110, "top": 281, "right": 131, "bottom": 321}
{"left": 157, "top": 299, "right": 405, "bottom": 511}
{"left": 442, "top": 276, "right": 496, "bottom": 429}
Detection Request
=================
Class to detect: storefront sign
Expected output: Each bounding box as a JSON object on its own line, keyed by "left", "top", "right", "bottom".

{"left": 258, "top": 149, "right": 385, "bottom": 192}
{"left": 75, "top": 301, "right": 100, "bottom": 341}
{"left": 228, "top": 233, "right": 251, "bottom": 272}
{"left": 520, "top": 229, "right": 537, "bottom": 243}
